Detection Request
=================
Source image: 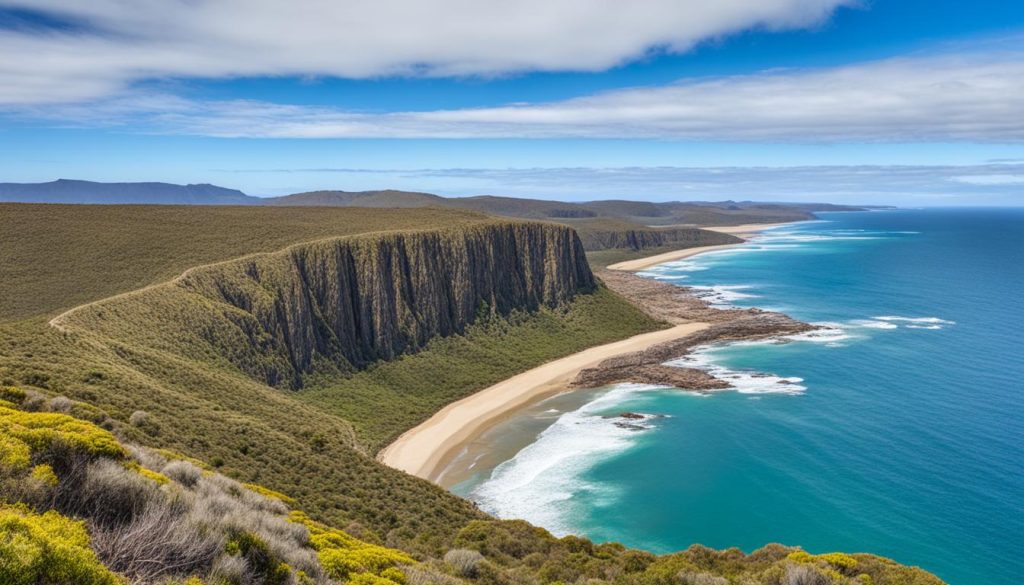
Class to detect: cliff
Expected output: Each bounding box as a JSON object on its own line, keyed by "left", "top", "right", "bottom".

{"left": 59, "top": 221, "right": 597, "bottom": 389}
{"left": 572, "top": 222, "right": 741, "bottom": 251}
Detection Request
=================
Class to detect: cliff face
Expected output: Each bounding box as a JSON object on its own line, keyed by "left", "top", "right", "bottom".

{"left": 576, "top": 226, "right": 740, "bottom": 252}
{"left": 67, "top": 222, "right": 595, "bottom": 389}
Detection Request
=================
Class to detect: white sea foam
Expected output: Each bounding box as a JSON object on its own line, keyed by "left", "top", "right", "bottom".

{"left": 783, "top": 322, "right": 856, "bottom": 346}
{"left": 687, "top": 284, "right": 758, "bottom": 308}
{"left": 874, "top": 316, "right": 956, "bottom": 325}
{"left": 872, "top": 316, "right": 956, "bottom": 330}
{"left": 850, "top": 319, "right": 900, "bottom": 330}
{"left": 666, "top": 350, "right": 806, "bottom": 395}
{"left": 469, "top": 384, "right": 665, "bottom": 534}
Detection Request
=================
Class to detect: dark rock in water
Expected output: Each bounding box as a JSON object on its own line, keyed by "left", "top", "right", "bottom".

{"left": 613, "top": 422, "right": 648, "bottom": 431}
{"left": 619, "top": 412, "right": 646, "bottom": 419}
{"left": 575, "top": 269, "right": 817, "bottom": 393}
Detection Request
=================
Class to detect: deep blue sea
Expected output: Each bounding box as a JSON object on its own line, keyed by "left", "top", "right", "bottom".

{"left": 455, "top": 209, "right": 1024, "bottom": 585}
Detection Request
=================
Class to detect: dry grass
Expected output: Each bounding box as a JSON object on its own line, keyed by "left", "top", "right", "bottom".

{"left": 0, "top": 203, "right": 492, "bottom": 321}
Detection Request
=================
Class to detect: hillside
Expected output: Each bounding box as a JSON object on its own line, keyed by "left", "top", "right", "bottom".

{"left": 266, "top": 189, "right": 865, "bottom": 227}
{"left": 0, "top": 179, "right": 258, "bottom": 205}
{"left": 0, "top": 203, "right": 944, "bottom": 584}
{"left": 265, "top": 189, "right": 446, "bottom": 208}
{"left": 0, "top": 203, "right": 492, "bottom": 322}
{"left": 0, "top": 204, "right": 662, "bottom": 553}
{"left": 0, "top": 181, "right": 862, "bottom": 268}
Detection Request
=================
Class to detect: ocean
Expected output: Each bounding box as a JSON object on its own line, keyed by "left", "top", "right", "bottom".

{"left": 449, "top": 208, "right": 1024, "bottom": 585}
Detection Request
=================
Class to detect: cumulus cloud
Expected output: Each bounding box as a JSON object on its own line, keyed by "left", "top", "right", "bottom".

{"left": 0, "top": 0, "right": 850, "bottom": 105}
{"left": 14, "top": 45, "right": 1024, "bottom": 142}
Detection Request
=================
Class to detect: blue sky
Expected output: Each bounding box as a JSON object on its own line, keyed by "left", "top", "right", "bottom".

{"left": 1, "top": 0, "right": 1023, "bottom": 204}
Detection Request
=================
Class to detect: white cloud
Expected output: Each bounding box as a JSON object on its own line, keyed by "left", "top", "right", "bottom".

{"left": 0, "top": 0, "right": 851, "bottom": 104}
{"left": 15, "top": 46, "right": 1024, "bottom": 142}
{"left": 221, "top": 163, "right": 1024, "bottom": 204}
{"left": 950, "top": 174, "right": 1024, "bottom": 185}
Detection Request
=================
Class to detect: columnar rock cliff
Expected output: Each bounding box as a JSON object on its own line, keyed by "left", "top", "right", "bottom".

{"left": 574, "top": 224, "right": 740, "bottom": 251}
{"left": 62, "top": 222, "right": 596, "bottom": 388}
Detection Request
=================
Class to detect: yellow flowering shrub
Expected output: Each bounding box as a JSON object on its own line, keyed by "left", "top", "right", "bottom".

{"left": 289, "top": 511, "right": 412, "bottom": 582}
{"left": 243, "top": 482, "right": 297, "bottom": 506}
{"left": 0, "top": 505, "right": 124, "bottom": 585}
{"left": 29, "top": 464, "right": 58, "bottom": 487}
{"left": 0, "top": 404, "right": 125, "bottom": 461}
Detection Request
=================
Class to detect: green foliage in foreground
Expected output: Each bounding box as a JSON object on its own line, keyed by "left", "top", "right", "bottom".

{"left": 0, "top": 398, "right": 946, "bottom": 585}
{"left": 0, "top": 398, "right": 416, "bottom": 585}
{"left": 0, "top": 504, "right": 123, "bottom": 585}
{"left": 301, "top": 286, "right": 663, "bottom": 451}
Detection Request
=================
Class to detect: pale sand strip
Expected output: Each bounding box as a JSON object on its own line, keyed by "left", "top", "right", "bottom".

{"left": 606, "top": 221, "right": 799, "bottom": 271}
{"left": 377, "top": 322, "right": 709, "bottom": 480}
{"left": 703, "top": 222, "right": 795, "bottom": 235}
{"left": 605, "top": 243, "right": 741, "bottom": 272}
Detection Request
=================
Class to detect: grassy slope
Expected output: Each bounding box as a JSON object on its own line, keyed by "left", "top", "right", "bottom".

{"left": 0, "top": 203, "right": 662, "bottom": 555}
{"left": 0, "top": 203, "right": 945, "bottom": 584}
{"left": 0, "top": 203, "right": 492, "bottom": 322}
{"left": 301, "top": 286, "right": 659, "bottom": 451}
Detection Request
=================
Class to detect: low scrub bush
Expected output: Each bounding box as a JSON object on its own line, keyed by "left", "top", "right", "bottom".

{"left": 0, "top": 504, "right": 123, "bottom": 585}
{"left": 444, "top": 549, "right": 484, "bottom": 577}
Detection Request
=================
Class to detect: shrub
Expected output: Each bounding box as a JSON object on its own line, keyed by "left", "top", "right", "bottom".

{"left": 128, "top": 410, "right": 149, "bottom": 427}
{"left": 290, "top": 511, "right": 413, "bottom": 580}
{"left": 784, "top": 563, "right": 831, "bottom": 585}
{"left": 0, "top": 404, "right": 126, "bottom": 464}
{"left": 66, "top": 459, "right": 161, "bottom": 527}
{"left": 403, "top": 565, "right": 464, "bottom": 585}
{"left": 444, "top": 548, "right": 484, "bottom": 577}
{"left": 89, "top": 496, "right": 223, "bottom": 583}
{"left": 209, "top": 552, "right": 249, "bottom": 583}
{"left": 29, "top": 464, "right": 58, "bottom": 487}
{"left": 679, "top": 571, "right": 729, "bottom": 585}
{"left": 47, "top": 396, "right": 73, "bottom": 413}
{"left": 0, "top": 504, "right": 123, "bottom": 585}
{"left": 0, "top": 386, "right": 26, "bottom": 404}
{"left": 163, "top": 460, "right": 203, "bottom": 487}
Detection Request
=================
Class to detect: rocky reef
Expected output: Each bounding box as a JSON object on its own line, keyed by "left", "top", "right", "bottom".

{"left": 576, "top": 268, "right": 814, "bottom": 390}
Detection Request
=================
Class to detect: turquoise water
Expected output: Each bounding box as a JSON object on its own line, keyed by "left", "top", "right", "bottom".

{"left": 458, "top": 209, "right": 1024, "bottom": 585}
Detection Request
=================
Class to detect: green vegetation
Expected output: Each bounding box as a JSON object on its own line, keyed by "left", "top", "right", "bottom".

{"left": 301, "top": 287, "right": 661, "bottom": 451}
{"left": 0, "top": 203, "right": 943, "bottom": 584}
{"left": 0, "top": 396, "right": 417, "bottom": 584}
{"left": 0, "top": 505, "right": 123, "bottom": 585}
{"left": 0, "top": 203, "right": 492, "bottom": 321}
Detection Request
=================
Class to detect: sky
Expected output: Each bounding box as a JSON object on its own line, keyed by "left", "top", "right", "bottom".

{"left": 1, "top": 0, "right": 1023, "bottom": 205}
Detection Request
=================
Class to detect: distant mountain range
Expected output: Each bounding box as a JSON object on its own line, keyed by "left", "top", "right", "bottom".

{"left": 0, "top": 179, "right": 256, "bottom": 205}
{"left": 0, "top": 179, "right": 875, "bottom": 225}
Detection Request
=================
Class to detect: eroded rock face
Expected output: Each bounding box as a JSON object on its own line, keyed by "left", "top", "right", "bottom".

{"left": 178, "top": 223, "right": 595, "bottom": 388}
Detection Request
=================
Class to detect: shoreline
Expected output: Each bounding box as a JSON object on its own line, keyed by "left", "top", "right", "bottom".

{"left": 378, "top": 220, "right": 804, "bottom": 483}
{"left": 377, "top": 322, "right": 710, "bottom": 480}
{"left": 606, "top": 221, "right": 797, "bottom": 272}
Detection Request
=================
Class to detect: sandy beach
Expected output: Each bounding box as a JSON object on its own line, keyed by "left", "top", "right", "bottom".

{"left": 377, "top": 321, "right": 709, "bottom": 480}
{"left": 703, "top": 222, "right": 796, "bottom": 236}
{"left": 605, "top": 221, "right": 798, "bottom": 271}
{"left": 378, "top": 220, "right": 800, "bottom": 482}
{"left": 605, "top": 243, "right": 741, "bottom": 272}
